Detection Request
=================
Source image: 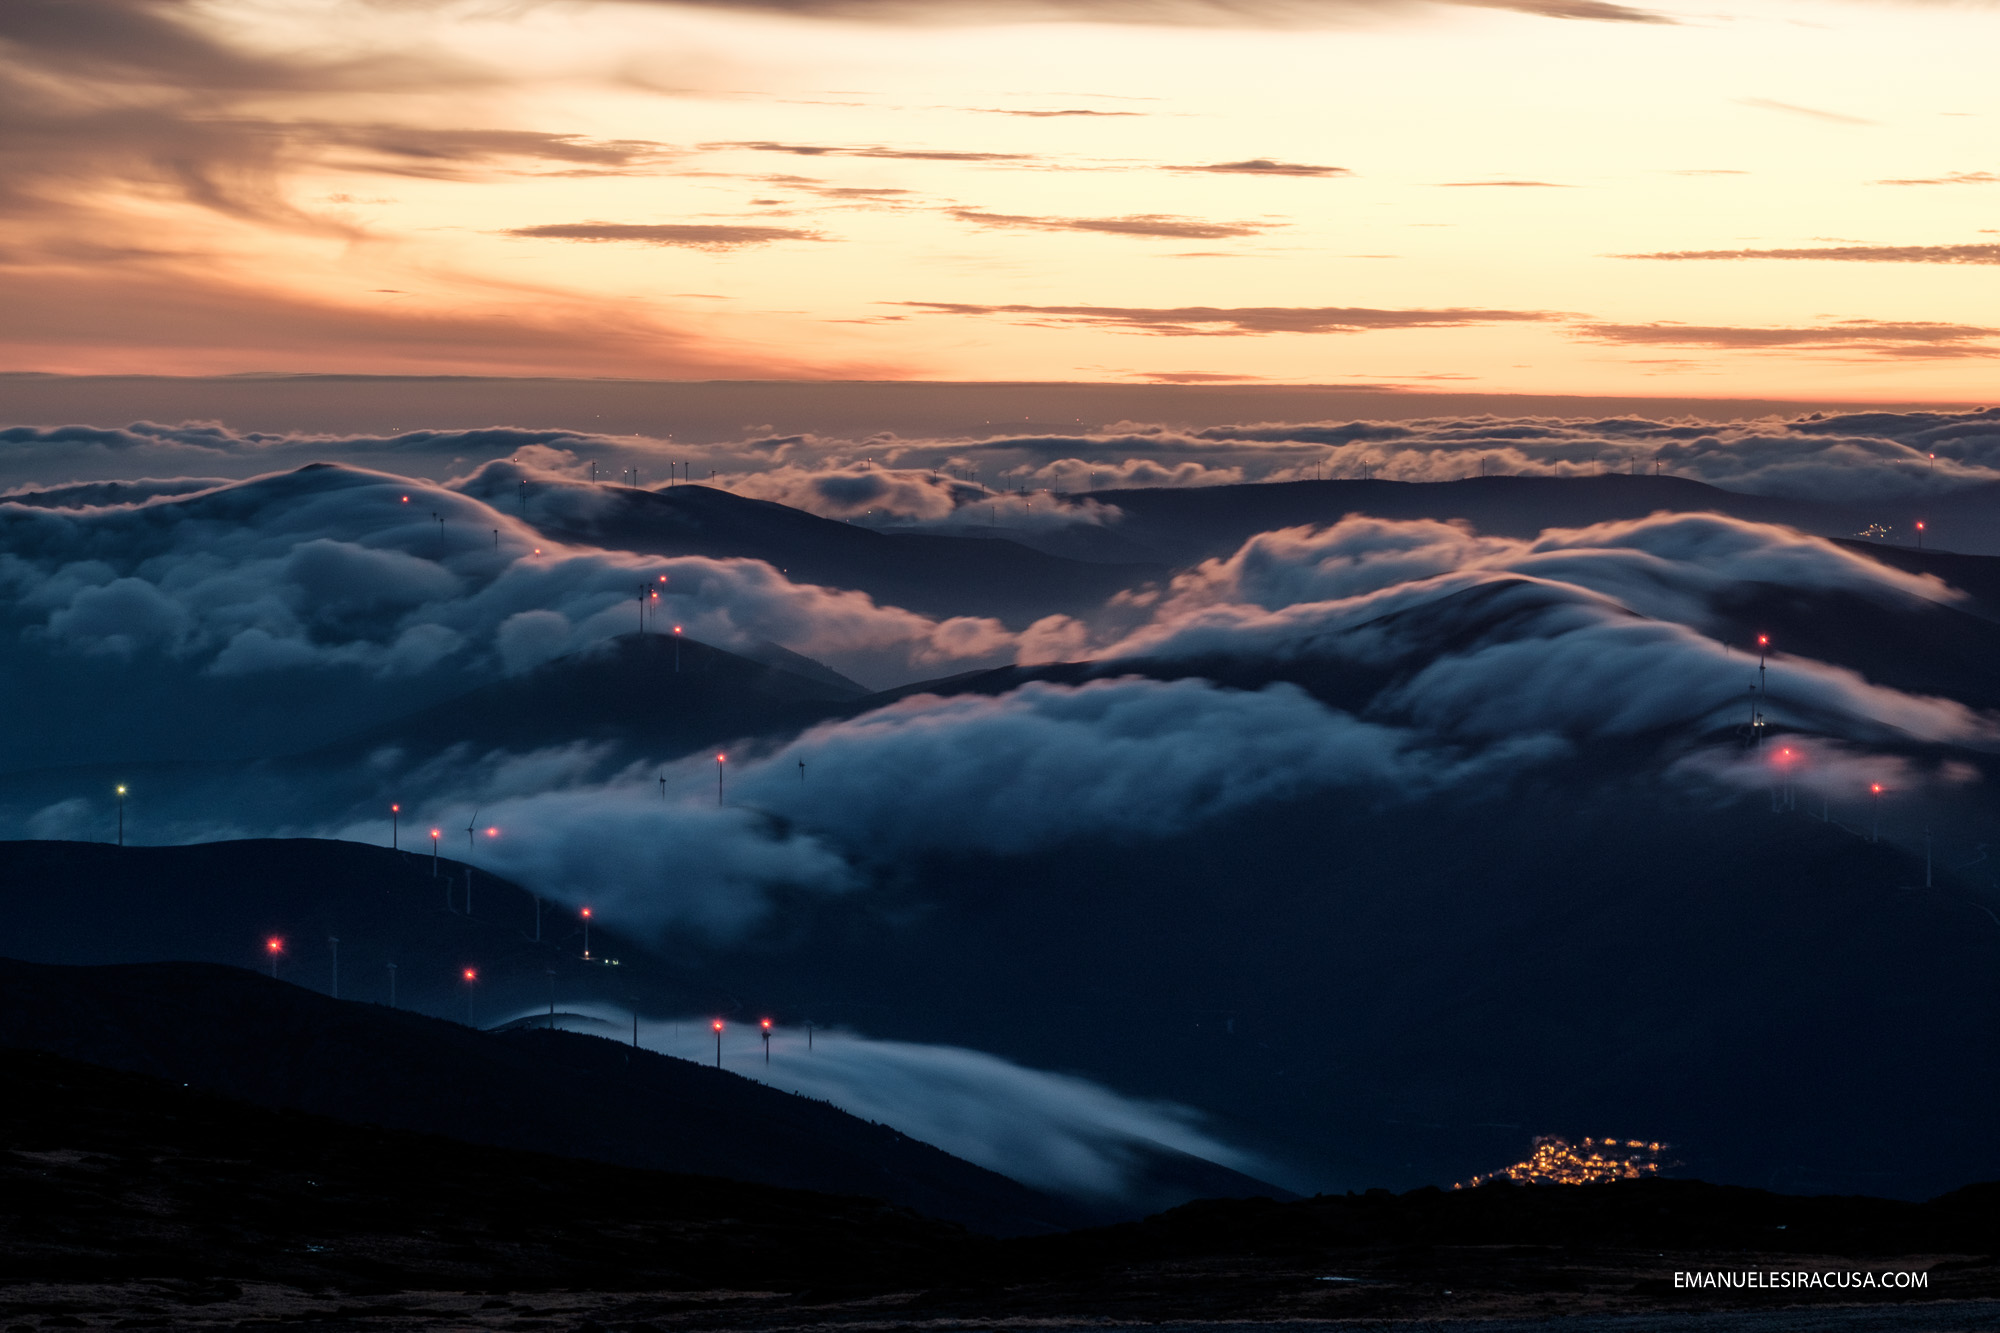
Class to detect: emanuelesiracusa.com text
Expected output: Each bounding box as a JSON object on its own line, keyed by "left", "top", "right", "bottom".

{"left": 1675, "top": 1271, "right": 1928, "bottom": 1290}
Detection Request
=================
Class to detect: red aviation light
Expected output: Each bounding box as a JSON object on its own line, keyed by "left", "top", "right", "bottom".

{"left": 581, "top": 907, "right": 592, "bottom": 919}
{"left": 430, "top": 828, "right": 441, "bottom": 839}
{"left": 485, "top": 826, "right": 498, "bottom": 837}
{"left": 712, "top": 1019, "right": 724, "bottom": 1032}
{"left": 1871, "top": 783, "right": 1883, "bottom": 794}
{"left": 266, "top": 937, "right": 283, "bottom": 954}
{"left": 761, "top": 1018, "right": 773, "bottom": 1031}
{"left": 463, "top": 968, "right": 476, "bottom": 981}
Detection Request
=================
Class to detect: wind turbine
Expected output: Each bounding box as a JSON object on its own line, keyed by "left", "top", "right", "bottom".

{"left": 458, "top": 809, "right": 478, "bottom": 914}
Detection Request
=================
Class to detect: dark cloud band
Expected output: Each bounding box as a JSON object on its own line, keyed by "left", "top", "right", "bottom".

{"left": 506, "top": 222, "right": 826, "bottom": 247}
{"left": 944, "top": 210, "right": 1269, "bottom": 239}
{"left": 898, "top": 302, "right": 1557, "bottom": 335}
{"left": 1619, "top": 243, "right": 2000, "bottom": 265}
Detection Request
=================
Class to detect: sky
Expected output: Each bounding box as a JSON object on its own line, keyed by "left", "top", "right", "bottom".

{"left": 4, "top": 0, "right": 1998, "bottom": 399}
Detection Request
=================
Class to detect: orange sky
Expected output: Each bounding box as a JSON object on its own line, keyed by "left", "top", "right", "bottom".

{"left": 2, "top": 0, "right": 1997, "bottom": 398}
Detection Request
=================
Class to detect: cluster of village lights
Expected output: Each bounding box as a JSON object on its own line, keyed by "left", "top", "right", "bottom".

{"left": 1456, "top": 1135, "right": 1670, "bottom": 1189}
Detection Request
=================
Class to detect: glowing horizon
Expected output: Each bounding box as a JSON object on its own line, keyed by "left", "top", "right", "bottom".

{"left": 3, "top": 0, "right": 1997, "bottom": 399}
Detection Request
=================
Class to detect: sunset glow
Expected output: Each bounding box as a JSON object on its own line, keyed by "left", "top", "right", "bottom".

{"left": 5, "top": 0, "right": 1995, "bottom": 397}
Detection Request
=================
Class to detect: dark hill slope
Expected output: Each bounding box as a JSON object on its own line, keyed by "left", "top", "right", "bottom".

{"left": 1835, "top": 539, "right": 2000, "bottom": 622}
{"left": 319, "top": 631, "right": 864, "bottom": 763}
{"left": 0, "top": 958, "right": 1082, "bottom": 1236}
{"left": 0, "top": 838, "right": 676, "bottom": 1024}
{"left": 665, "top": 761, "right": 2000, "bottom": 1202}
{"left": 0, "top": 841, "right": 1290, "bottom": 1221}
{"left": 0, "top": 633, "right": 866, "bottom": 844}
{"left": 534, "top": 483, "right": 1160, "bottom": 622}
{"left": 14, "top": 1042, "right": 2000, "bottom": 1325}
{"left": 0, "top": 1044, "right": 975, "bottom": 1290}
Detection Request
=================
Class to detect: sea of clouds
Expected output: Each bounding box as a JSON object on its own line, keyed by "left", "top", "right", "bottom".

{"left": 4, "top": 447, "right": 1981, "bottom": 932}
{"left": 9, "top": 410, "right": 1996, "bottom": 1198}
{"left": 7, "top": 406, "right": 2000, "bottom": 514}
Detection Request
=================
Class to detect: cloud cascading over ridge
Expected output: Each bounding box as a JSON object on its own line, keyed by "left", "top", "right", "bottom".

{"left": 314, "top": 669, "right": 1564, "bottom": 938}
{"left": 577, "top": 1008, "right": 1273, "bottom": 1205}
{"left": 11, "top": 440, "right": 1999, "bottom": 955}
{"left": 1097, "top": 511, "right": 1986, "bottom": 747}
{"left": 0, "top": 460, "right": 1022, "bottom": 692}
{"left": 276, "top": 506, "right": 1998, "bottom": 945}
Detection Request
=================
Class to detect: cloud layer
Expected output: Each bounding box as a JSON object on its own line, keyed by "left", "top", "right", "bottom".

{"left": 1101, "top": 513, "right": 1988, "bottom": 748}
{"left": 307, "top": 509, "right": 1997, "bottom": 947}
{"left": 0, "top": 460, "right": 1024, "bottom": 700}
{"left": 12, "top": 405, "right": 2000, "bottom": 514}
{"left": 559, "top": 1006, "right": 1271, "bottom": 1205}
